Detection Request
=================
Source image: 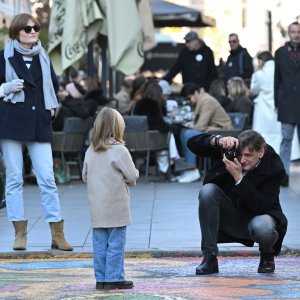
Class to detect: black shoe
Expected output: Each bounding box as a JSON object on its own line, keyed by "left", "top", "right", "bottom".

{"left": 195, "top": 254, "right": 219, "bottom": 275}
{"left": 281, "top": 174, "right": 289, "bottom": 187}
{"left": 104, "top": 280, "right": 134, "bottom": 290}
{"left": 95, "top": 282, "right": 104, "bottom": 290}
{"left": 257, "top": 253, "right": 275, "bottom": 273}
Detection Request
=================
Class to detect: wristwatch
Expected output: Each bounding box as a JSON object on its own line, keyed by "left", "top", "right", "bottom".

{"left": 215, "top": 135, "right": 223, "bottom": 146}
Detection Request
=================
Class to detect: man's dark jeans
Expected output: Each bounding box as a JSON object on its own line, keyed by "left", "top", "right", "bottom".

{"left": 198, "top": 183, "right": 279, "bottom": 256}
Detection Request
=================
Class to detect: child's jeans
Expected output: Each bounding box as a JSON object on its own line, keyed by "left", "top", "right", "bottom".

{"left": 93, "top": 227, "right": 126, "bottom": 282}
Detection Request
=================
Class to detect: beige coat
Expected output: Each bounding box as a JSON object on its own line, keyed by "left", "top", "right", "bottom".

{"left": 193, "top": 88, "right": 232, "bottom": 131}
{"left": 82, "top": 143, "right": 139, "bottom": 228}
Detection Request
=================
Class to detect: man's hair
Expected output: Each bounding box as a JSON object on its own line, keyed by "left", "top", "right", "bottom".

{"left": 228, "top": 33, "right": 239, "bottom": 40}
{"left": 288, "top": 21, "right": 300, "bottom": 32}
{"left": 238, "top": 130, "right": 266, "bottom": 152}
{"left": 181, "top": 83, "right": 201, "bottom": 97}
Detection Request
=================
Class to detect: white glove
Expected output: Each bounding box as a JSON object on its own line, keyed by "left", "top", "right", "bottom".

{"left": 2, "top": 79, "right": 24, "bottom": 95}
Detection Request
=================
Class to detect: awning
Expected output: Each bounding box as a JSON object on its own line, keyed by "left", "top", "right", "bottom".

{"left": 152, "top": 0, "right": 216, "bottom": 28}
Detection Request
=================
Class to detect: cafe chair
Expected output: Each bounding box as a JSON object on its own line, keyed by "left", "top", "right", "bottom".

{"left": 52, "top": 117, "right": 93, "bottom": 180}
{"left": 227, "top": 112, "right": 249, "bottom": 131}
{"left": 123, "top": 115, "right": 171, "bottom": 182}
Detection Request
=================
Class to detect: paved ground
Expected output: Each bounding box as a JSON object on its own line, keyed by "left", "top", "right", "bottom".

{"left": 0, "top": 161, "right": 299, "bottom": 299}
{"left": 1, "top": 256, "right": 300, "bottom": 299}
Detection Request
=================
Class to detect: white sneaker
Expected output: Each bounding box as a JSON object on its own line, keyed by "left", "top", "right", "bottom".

{"left": 178, "top": 169, "right": 201, "bottom": 183}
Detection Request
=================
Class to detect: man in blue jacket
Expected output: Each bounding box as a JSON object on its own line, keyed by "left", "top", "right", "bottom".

{"left": 164, "top": 31, "right": 217, "bottom": 91}
{"left": 187, "top": 130, "right": 287, "bottom": 275}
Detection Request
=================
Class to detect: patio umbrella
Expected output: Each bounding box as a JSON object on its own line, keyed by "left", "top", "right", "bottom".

{"left": 48, "top": 0, "right": 104, "bottom": 74}
{"left": 152, "top": 0, "right": 216, "bottom": 28}
{"left": 103, "top": 0, "right": 143, "bottom": 75}
{"left": 48, "top": 0, "right": 155, "bottom": 76}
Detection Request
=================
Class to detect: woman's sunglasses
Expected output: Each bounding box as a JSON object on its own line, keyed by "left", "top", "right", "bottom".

{"left": 22, "top": 25, "right": 41, "bottom": 34}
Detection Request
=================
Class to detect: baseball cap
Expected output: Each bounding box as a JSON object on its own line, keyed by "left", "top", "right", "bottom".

{"left": 184, "top": 31, "right": 199, "bottom": 42}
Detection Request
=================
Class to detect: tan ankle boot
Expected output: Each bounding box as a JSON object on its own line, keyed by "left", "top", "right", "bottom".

{"left": 49, "top": 220, "right": 73, "bottom": 251}
{"left": 12, "top": 220, "right": 28, "bottom": 250}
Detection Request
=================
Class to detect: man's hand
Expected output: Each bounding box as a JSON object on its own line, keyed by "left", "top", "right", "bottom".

{"left": 223, "top": 155, "right": 243, "bottom": 183}
{"left": 218, "top": 136, "right": 239, "bottom": 149}
{"left": 2, "top": 79, "right": 24, "bottom": 95}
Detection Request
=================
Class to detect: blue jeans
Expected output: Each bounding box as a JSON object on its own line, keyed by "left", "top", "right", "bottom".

{"left": 0, "top": 140, "right": 61, "bottom": 222}
{"left": 93, "top": 227, "right": 126, "bottom": 282}
{"left": 198, "top": 183, "right": 279, "bottom": 255}
{"left": 180, "top": 129, "right": 202, "bottom": 166}
{"left": 280, "top": 123, "right": 300, "bottom": 175}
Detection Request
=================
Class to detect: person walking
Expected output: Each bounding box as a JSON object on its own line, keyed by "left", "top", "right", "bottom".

{"left": 187, "top": 130, "right": 287, "bottom": 275}
{"left": 274, "top": 21, "right": 300, "bottom": 187}
{"left": 224, "top": 33, "right": 254, "bottom": 85}
{"left": 82, "top": 107, "right": 139, "bottom": 290}
{"left": 0, "top": 13, "right": 72, "bottom": 251}
{"left": 163, "top": 31, "right": 217, "bottom": 91}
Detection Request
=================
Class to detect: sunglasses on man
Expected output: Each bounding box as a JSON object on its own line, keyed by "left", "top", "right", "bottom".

{"left": 22, "top": 25, "right": 41, "bottom": 34}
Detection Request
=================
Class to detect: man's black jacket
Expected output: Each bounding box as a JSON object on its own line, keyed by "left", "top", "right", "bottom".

{"left": 187, "top": 133, "right": 287, "bottom": 255}
{"left": 164, "top": 42, "right": 217, "bottom": 91}
{"left": 224, "top": 46, "right": 253, "bottom": 83}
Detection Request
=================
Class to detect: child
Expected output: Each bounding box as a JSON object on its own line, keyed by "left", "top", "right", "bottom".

{"left": 82, "top": 107, "right": 139, "bottom": 290}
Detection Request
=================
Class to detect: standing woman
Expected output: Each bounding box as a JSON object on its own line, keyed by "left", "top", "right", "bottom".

{"left": 250, "top": 51, "right": 281, "bottom": 151}
{"left": 0, "top": 13, "right": 73, "bottom": 251}
{"left": 250, "top": 51, "right": 300, "bottom": 165}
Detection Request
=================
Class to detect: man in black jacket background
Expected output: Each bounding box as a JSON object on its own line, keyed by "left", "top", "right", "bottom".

{"left": 187, "top": 130, "right": 287, "bottom": 275}
{"left": 274, "top": 21, "right": 300, "bottom": 187}
{"left": 163, "top": 31, "right": 217, "bottom": 92}
{"left": 224, "top": 33, "right": 253, "bottom": 86}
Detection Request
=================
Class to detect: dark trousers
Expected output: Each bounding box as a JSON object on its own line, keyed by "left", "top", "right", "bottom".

{"left": 198, "top": 183, "right": 279, "bottom": 256}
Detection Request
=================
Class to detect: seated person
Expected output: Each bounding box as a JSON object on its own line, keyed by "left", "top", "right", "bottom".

{"left": 53, "top": 83, "right": 97, "bottom": 131}
{"left": 133, "top": 81, "right": 181, "bottom": 178}
{"left": 124, "top": 75, "right": 147, "bottom": 115}
{"left": 208, "top": 78, "right": 231, "bottom": 111}
{"left": 178, "top": 83, "right": 232, "bottom": 183}
{"left": 114, "top": 77, "right": 133, "bottom": 114}
{"left": 187, "top": 130, "right": 287, "bottom": 275}
{"left": 227, "top": 77, "right": 253, "bottom": 126}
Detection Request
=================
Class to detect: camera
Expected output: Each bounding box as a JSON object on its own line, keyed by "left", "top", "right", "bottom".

{"left": 223, "top": 148, "right": 238, "bottom": 161}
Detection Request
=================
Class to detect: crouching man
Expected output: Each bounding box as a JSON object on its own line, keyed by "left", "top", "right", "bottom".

{"left": 187, "top": 130, "right": 287, "bottom": 274}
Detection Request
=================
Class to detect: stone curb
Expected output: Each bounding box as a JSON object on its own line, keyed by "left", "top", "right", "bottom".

{"left": 0, "top": 248, "right": 299, "bottom": 260}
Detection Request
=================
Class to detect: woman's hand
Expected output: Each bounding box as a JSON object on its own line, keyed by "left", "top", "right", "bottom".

{"left": 2, "top": 79, "right": 24, "bottom": 95}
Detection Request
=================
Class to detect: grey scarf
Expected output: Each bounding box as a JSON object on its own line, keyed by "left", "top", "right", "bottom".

{"left": 4, "top": 39, "right": 59, "bottom": 110}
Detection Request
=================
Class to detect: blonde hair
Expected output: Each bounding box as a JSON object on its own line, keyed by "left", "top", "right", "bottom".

{"left": 227, "top": 77, "right": 248, "bottom": 101}
{"left": 91, "top": 107, "right": 125, "bottom": 151}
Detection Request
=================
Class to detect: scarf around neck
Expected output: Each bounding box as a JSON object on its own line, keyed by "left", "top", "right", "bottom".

{"left": 4, "top": 39, "right": 59, "bottom": 110}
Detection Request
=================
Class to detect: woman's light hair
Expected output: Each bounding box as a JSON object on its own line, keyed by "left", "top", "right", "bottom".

{"left": 91, "top": 107, "right": 125, "bottom": 151}
{"left": 227, "top": 76, "right": 248, "bottom": 101}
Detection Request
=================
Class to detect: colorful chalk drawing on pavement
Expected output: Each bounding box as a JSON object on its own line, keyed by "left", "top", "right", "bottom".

{"left": 0, "top": 257, "right": 299, "bottom": 299}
